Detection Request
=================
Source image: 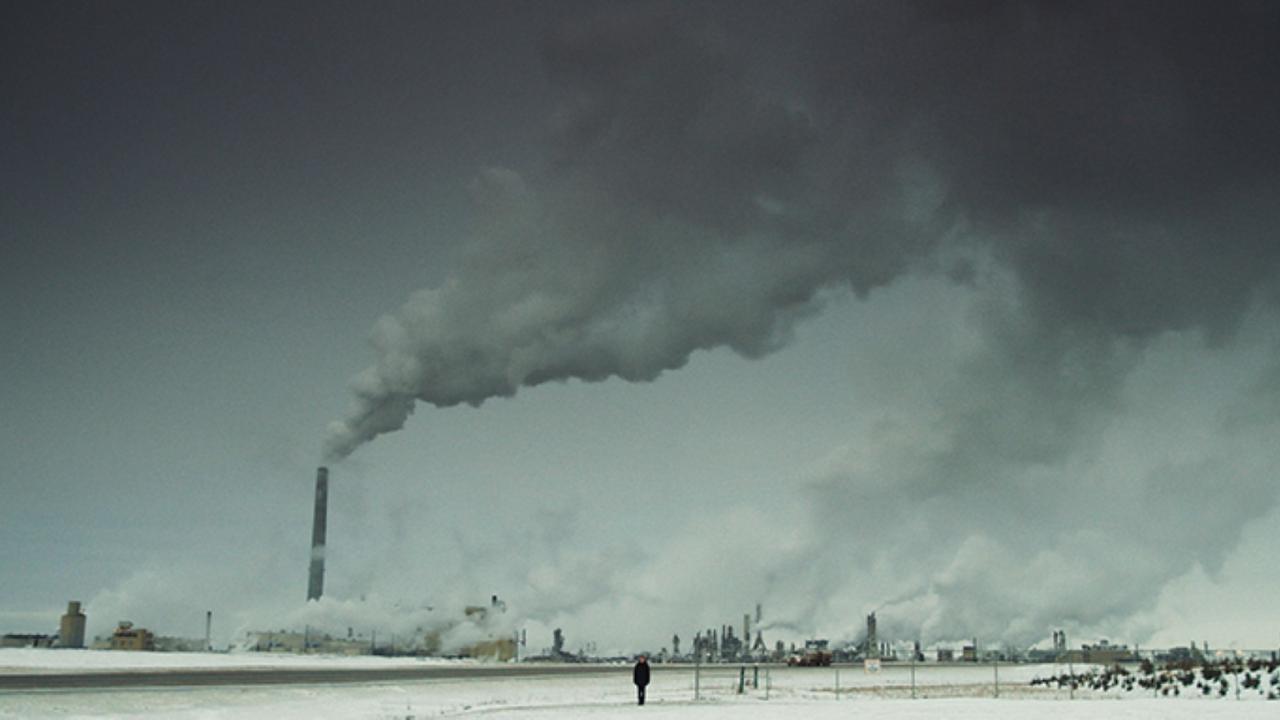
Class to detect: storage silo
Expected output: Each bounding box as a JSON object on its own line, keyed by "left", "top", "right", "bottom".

{"left": 59, "top": 601, "right": 86, "bottom": 648}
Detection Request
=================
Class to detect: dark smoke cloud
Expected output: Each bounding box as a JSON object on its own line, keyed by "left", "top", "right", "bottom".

{"left": 325, "top": 1, "right": 1280, "bottom": 645}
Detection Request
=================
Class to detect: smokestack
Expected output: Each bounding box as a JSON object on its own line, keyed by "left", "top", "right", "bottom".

{"left": 307, "top": 467, "right": 329, "bottom": 601}
{"left": 866, "top": 612, "right": 878, "bottom": 659}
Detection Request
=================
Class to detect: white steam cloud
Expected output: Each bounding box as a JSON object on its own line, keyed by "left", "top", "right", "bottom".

{"left": 323, "top": 2, "right": 1280, "bottom": 649}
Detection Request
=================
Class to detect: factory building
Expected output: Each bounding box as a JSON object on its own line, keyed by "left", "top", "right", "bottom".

{"left": 152, "top": 635, "right": 211, "bottom": 652}
{"left": 247, "top": 595, "right": 514, "bottom": 659}
{"left": 462, "top": 637, "right": 516, "bottom": 660}
{"left": 250, "top": 629, "right": 377, "bottom": 655}
{"left": 1061, "top": 639, "right": 1137, "bottom": 665}
{"left": 109, "top": 622, "right": 155, "bottom": 651}
{"left": 1, "top": 601, "right": 84, "bottom": 649}
{"left": 1, "top": 634, "right": 54, "bottom": 648}
{"left": 459, "top": 595, "right": 516, "bottom": 660}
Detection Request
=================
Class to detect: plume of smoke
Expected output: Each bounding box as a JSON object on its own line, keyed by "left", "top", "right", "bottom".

{"left": 323, "top": 5, "right": 948, "bottom": 461}
{"left": 323, "top": 1, "right": 1280, "bottom": 647}
{"left": 770, "top": 0, "right": 1280, "bottom": 648}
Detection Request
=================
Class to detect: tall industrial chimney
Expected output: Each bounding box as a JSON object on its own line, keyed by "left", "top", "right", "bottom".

{"left": 307, "top": 467, "right": 329, "bottom": 601}
{"left": 866, "top": 612, "right": 878, "bottom": 659}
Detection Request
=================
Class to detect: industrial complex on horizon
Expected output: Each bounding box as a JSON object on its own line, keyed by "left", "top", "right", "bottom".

{"left": 5, "top": 465, "right": 1274, "bottom": 671}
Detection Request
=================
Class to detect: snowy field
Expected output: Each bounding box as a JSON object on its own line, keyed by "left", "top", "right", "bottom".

{"left": 0, "top": 648, "right": 465, "bottom": 674}
{"left": 1, "top": 650, "right": 1275, "bottom": 719}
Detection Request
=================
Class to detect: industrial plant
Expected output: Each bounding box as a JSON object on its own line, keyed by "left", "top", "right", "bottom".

{"left": 0, "top": 602, "right": 84, "bottom": 650}
{"left": 274, "top": 467, "right": 1280, "bottom": 667}
{"left": 6, "top": 465, "right": 1273, "bottom": 673}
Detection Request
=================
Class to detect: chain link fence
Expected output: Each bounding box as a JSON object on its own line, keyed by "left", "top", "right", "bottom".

{"left": 661, "top": 653, "right": 1280, "bottom": 703}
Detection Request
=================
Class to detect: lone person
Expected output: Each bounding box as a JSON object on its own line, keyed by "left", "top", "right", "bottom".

{"left": 633, "top": 654, "right": 651, "bottom": 705}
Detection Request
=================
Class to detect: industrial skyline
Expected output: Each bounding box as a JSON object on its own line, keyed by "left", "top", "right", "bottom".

{"left": 2, "top": 1, "right": 1279, "bottom": 653}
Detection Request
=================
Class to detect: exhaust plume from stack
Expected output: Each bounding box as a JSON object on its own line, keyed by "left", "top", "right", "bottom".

{"left": 307, "top": 467, "right": 329, "bottom": 602}
{"left": 316, "top": 2, "right": 1280, "bottom": 648}
{"left": 321, "top": 3, "right": 1280, "bottom": 466}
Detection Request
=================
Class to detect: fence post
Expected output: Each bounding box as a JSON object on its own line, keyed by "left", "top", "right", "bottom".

{"left": 835, "top": 667, "right": 840, "bottom": 699}
{"left": 739, "top": 665, "right": 746, "bottom": 694}
{"left": 765, "top": 668, "right": 771, "bottom": 700}
{"left": 993, "top": 658, "right": 999, "bottom": 698}
{"left": 911, "top": 656, "right": 917, "bottom": 699}
{"left": 753, "top": 664, "right": 759, "bottom": 689}
{"left": 694, "top": 652, "right": 701, "bottom": 701}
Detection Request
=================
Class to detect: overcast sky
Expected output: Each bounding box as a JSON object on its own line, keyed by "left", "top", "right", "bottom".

{"left": 3, "top": 0, "right": 1278, "bottom": 654}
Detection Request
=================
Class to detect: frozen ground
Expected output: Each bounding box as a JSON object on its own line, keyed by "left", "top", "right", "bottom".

{"left": 0, "top": 650, "right": 1274, "bottom": 719}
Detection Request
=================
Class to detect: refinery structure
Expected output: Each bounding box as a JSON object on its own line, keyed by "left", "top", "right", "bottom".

{"left": 292, "top": 466, "right": 518, "bottom": 660}
{"left": 282, "top": 467, "right": 1175, "bottom": 664}
{"left": 5, "top": 464, "right": 1272, "bottom": 669}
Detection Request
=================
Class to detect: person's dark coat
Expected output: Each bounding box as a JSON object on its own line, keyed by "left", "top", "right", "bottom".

{"left": 633, "top": 658, "right": 650, "bottom": 687}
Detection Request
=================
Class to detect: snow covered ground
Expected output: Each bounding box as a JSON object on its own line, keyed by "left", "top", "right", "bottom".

{"left": 0, "top": 650, "right": 1275, "bottom": 719}
{"left": 0, "top": 647, "right": 466, "bottom": 674}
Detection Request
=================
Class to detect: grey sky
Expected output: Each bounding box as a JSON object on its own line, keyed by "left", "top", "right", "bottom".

{"left": 2, "top": 1, "right": 1278, "bottom": 653}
